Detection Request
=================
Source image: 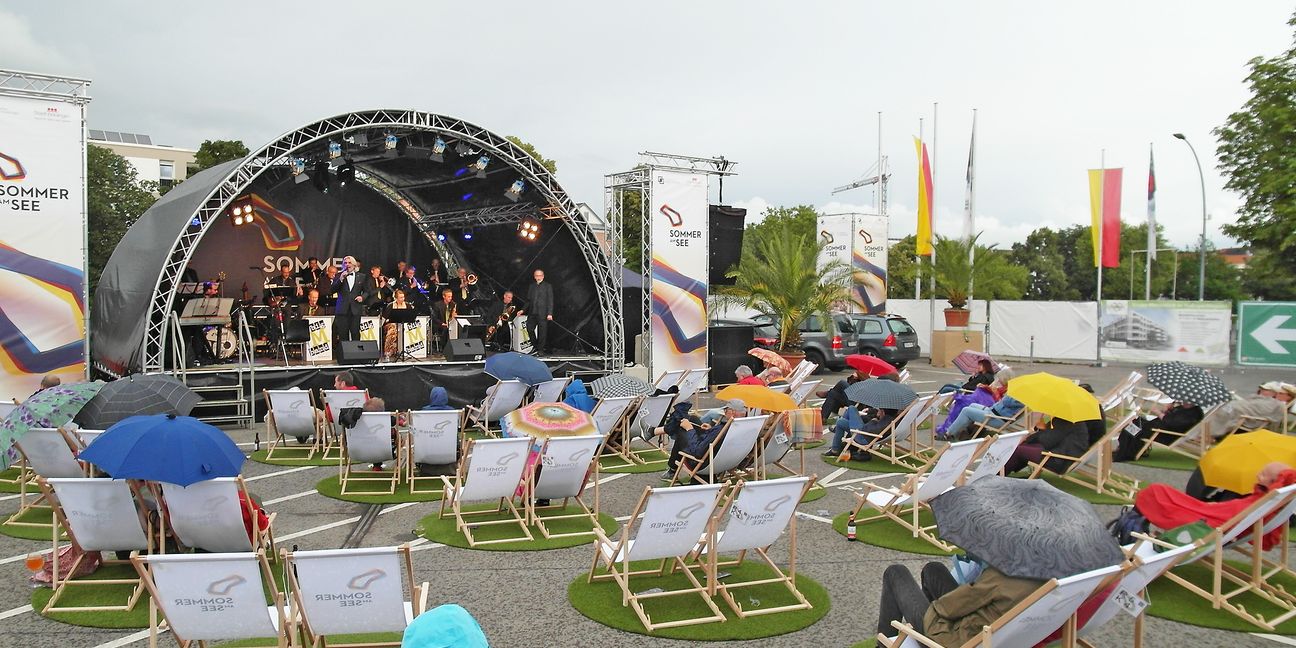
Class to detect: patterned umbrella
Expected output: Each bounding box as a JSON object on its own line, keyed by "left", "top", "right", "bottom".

{"left": 747, "top": 348, "right": 791, "bottom": 374}
{"left": 1145, "top": 361, "right": 1232, "bottom": 408}
{"left": 75, "top": 373, "right": 201, "bottom": 429}
{"left": 590, "top": 374, "right": 652, "bottom": 399}
{"left": 0, "top": 381, "right": 104, "bottom": 469}
{"left": 930, "top": 476, "right": 1124, "bottom": 581}
{"left": 952, "top": 350, "right": 999, "bottom": 375}
{"left": 844, "top": 379, "right": 918, "bottom": 411}
{"left": 502, "top": 402, "right": 596, "bottom": 440}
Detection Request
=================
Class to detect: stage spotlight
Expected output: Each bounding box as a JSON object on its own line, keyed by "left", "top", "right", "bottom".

{"left": 383, "top": 133, "right": 399, "bottom": 159}
{"left": 291, "top": 158, "right": 310, "bottom": 184}
{"left": 312, "top": 160, "right": 331, "bottom": 193}
{"left": 228, "top": 198, "right": 255, "bottom": 227}
{"left": 517, "top": 219, "right": 540, "bottom": 241}
{"left": 505, "top": 179, "right": 525, "bottom": 202}
{"left": 463, "top": 229, "right": 474, "bottom": 241}
{"left": 431, "top": 137, "right": 447, "bottom": 162}
{"left": 461, "top": 193, "right": 474, "bottom": 201}
{"left": 454, "top": 142, "right": 472, "bottom": 157}
{"left": 436, "top": 232, "right": 447, "bottom": 242}
{"left": 471, "top": 155, "right": 490, "bottom": 178}
{"left": 328, "top": 141, "right": 342, "bottom": 160}
{"left": 191, "top": 217, "right": 202, "bottom": 227}
{"left": 337, "top": 160, "right": 355, "bottom": 186}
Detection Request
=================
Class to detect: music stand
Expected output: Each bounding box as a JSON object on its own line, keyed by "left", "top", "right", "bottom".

{"left": 386, "top": 307, "right": 418, "bottom": 362}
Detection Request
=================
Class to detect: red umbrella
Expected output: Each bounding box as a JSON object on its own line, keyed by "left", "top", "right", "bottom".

{"left": 845, "top": 354, "right": 896, "bottom": 377}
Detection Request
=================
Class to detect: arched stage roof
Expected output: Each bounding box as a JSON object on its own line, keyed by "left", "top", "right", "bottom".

{"left": 91, "top": 109, "right": 621, "bottom": 376}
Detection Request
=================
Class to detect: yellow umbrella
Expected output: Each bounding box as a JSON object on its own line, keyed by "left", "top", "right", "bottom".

{"left": 1005, "top": 372, "right": 1101, "bottom": 422}
{"left": 714, "top": 384, "right": 799, "bottom": 412}
{"left": 1199, "top": 430, "right": 1296, "bottom": 495}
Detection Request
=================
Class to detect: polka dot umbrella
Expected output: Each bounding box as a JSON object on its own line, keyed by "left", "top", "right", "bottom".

{"left": 1144, "top": 361, "right": 1232, "bottom": 408}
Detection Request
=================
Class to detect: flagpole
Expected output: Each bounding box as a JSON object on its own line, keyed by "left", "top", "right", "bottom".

{"left": 929, "top": 102, "right": 937, "bottom": 353}
{"left": 916, "top": 117, "right": 923, "bottom": 300}
{"left": 966, "top": 108, "right": 977, "bottom": 303}
{"left": 1146, "top": 142, "right": 1154, "bottom": 300}
{"left": 1096, "top": 149, "right": 1105, "bottom": 366}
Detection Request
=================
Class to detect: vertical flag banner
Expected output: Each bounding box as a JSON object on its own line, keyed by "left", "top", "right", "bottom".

{"left": 1087, "top": 168, "right": 1123, "bottom": 268}
{"left": 649, "top": 169, "right": 709, "bottom": 378}
{"left": 852, "top": 213, "right": 890, "bottom": 314}
{"left": 962, "top": 114, "right": 976, "bottom": 243}
{"left": 1147, "top": 148, "right": 1157, "bottom": 260}
{"left": 0, "top": 93, "right": 88, "bottom": 397}
{"left": 914, "top": 137, "right": 934, "bottom": 256}
{"left": 816, "top": 213, "right": 854, "bottom": 310}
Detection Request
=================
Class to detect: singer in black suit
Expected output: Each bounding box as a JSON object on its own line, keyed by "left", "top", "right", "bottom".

{"left": 518, "top": 268, "right": 554, "bottom": 355}
{"left": 330, "top": 255, "right": 377, "bottom": 353}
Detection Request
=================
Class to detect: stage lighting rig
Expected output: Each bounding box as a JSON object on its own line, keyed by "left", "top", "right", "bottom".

{"left": 383, "top": 133, "right": 399, "bottom": 159}
{"left": 228, "top": 197, "right": 255, "bottom": 226}
{"left": 454, "top": 142, "right": 474, "bottom": 157}
{"left": 430, "top": 137, "right": 447, "bottom": 162}
{"left": 312, "top": 160, "right": 331, "bottom": 194}
{"left": 463, "top": 229, "right": 474, "bottom": 241}
{"left": 336, "top": 160, "right": 355, "bottom": 186}
{"left": 291, "top": 158, "right": 309, "bottom": 184}
{"left": 517, "top": 219, "right": 540, "bottom": 241}
{"left": 328, "top": 141, "right": 343, "bottom": 159}
{"left": 505, "top": 179, "right": 525, "bottom": 202}
{"left": 471, "top": 155, "right": 490, "bottom": 179}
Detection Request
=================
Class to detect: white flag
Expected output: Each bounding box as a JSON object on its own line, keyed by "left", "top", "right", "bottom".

{"left": 962, "top": 112, "right": 976, "bottom": 243}
{"left": 1147, "top": 146, "right": 1157, "bottom": 260}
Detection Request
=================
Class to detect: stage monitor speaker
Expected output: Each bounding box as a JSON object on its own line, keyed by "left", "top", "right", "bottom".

{"left": 709, "top": 205, "right": 747, "bottom": 285}
{"left": 446, "top": 338, "right": 486, "bottom": 362}
{"left": 337, "top": 340, "right": 380, "bottom": 365}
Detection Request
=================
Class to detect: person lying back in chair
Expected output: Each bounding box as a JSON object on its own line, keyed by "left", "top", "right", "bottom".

{"left": 874, "top": 560, "right": 1042, "bottom": 645}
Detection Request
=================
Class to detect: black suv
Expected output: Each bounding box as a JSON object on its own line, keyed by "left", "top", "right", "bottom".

{"left": 849, "top": 314, "right": 920, "bottom": 369}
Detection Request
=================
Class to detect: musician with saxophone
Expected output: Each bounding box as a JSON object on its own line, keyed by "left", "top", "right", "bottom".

{"left": 430, "top": 288, "right": 457, "bottom": 349}
{"left": 484, "top": 290, "right": 518, "bottom": 351}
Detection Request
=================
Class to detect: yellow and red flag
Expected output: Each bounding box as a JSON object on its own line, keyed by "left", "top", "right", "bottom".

{"left": 915, "top": 137, "right": 934, "bottom": 256}
{"left": 1087, "top": 168, "right": 1122, "bottom": 268}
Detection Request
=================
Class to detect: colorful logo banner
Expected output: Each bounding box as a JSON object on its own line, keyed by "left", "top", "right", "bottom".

{"left": 649, "top": 170, "right": 708, "bottom": 380}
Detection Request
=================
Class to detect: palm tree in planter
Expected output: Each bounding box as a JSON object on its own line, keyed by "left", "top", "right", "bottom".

{"left": 933, "top": 233, "right": 1028, "bottom": 326}
{"left": 718, "top": 221, "right": 852, "bottom": 363}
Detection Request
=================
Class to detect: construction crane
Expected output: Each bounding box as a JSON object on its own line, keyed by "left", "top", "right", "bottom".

{"left": 832, "top": 156, "right": 889, "bottom": 214}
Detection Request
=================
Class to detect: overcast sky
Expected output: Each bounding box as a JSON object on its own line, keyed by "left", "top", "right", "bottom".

{"left": 4, "top": 1, "right": 1291, "bottom": 250}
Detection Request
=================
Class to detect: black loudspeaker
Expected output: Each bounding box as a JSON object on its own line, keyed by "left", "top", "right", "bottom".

{"left": 446, "top": 338, "right": 486, "bottom": 362}
{"left": 707, "top": 324, "right": 755, "bottom": 384}
{"left": 337, "top": 340, "right": 380, "bottom": 365}
{"left": 709, "top": 205, "right": 747, "bottom": 285}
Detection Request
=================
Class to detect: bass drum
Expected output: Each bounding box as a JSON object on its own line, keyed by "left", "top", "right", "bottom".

{"left": 204, "top": 325, "right": 238, "bottom": 359}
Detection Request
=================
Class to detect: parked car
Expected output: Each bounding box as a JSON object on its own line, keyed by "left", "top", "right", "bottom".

{"left": 850, "top": 313, "right": 920, "bottom": 369}
{"left": 709, "top": 318, "right": 779, "bottom": 350}
{"left": 752, "top": 312, "right": 858, "bottom": 372}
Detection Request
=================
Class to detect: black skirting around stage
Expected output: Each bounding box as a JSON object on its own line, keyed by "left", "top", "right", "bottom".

{"left": 183, "top": 357, "right": 604, "bottom": 422}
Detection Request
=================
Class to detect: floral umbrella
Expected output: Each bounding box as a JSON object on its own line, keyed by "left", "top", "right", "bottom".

{"left": 0, "top": 381, "right": 104, "bottom": 469}
{"left": 502, "top": 402, "right": 596, "bottom": 440}
{"left": 747, "top": 348, "right": 791, "bottom": 374}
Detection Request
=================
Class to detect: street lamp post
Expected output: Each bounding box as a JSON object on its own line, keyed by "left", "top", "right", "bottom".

{"left": 1172, "top": 133, "right": 1207, "bottom": 301}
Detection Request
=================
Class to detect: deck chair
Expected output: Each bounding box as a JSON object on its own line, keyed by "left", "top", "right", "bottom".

{"left": 322, "top": 388, "right": 369, "bottom": 458}
{"left": 7, "top": 427, "right": 88, "bottom": 529}
{"left": 465, "top": 379, "right": 528, "bottom": 436}
{"left": 263, "top": 388, "right": 322, "bottom": 461}
{"left": 851, "top": 438, "right": 985, "bottom": 552}
{"left": 0, "top": 401, "right": 22, "bottom": 489}
{"left": 531, "top": 377, "right": 570, "bottom": 403}
{"left": 340, "top": 411, "right": 401, "bottom": 495}
{"left": 528, "top": 434, "right": 604, "bottom": 539}
{"left": 759, "top": 408, "right": 824, "bottom": 483}
{"left": 1098, "top": 370, "right": 1143, "bottom": 419}
{"left": 588, "top": 483, "right": 728, "bottom": 631}
{"left": 405, "top": 409, "right": 463, "bottom": 493}
{"left": 672, "top": 414, "right": 769, "bottom": 485}
{"left": 621, "top": 393, "right": 676, "bottom": 466}
{"left": 1132, "top": 402, "right": 1223, "bottom": 461}
{"left": 1026, "top": 413, "right": 1141, "bottom": 500}
{"left": 839, "top": 394, "right": 945, "bottom": 467}
{"left": 285, "top": 544, "right": 428, "bottom": 648}
{"left": 160, "top": 477, "right": 276, "bottom": 554}
{"left": 785, "top": 360, "right": 818, "bottom": 392}
{"left": 1076, "top": 541, "right": 1197, "bottom": 648}
{"left": 689, "top": 476, "right": 815, "bottom": 618}
{"left": 653, "top": 369, "right": 687, "bottom": 393}
{"left": 898, "top": 369, "right": 911, "bottom": 384}
{"left": 965, "top": 405, "right": 1027, "bottom": 440}
{"left": 754, "top": 412, "right": 796, "bottom": 480}
{"left": 438, "top": 436, "right": 533, "bottom": 546}
{"left": 963, "top": 431, "right": 1030, "bottom": 484}
{"left": 676, "top": 368, "right": 711, "bottom": 402}
{"left": 768, "top": 383, "right": 791, "bottom": 394}
{"left": 132, "top": 551, "right": 290, "bottom": 648}
{"left": 39, "top": 477, "right": 152, "bottom": 613}
{"left": 878, "top": 564, "right": 1123, "bottom": 648}
{"left": 1224, "top": 483, "right": 1296, "bottom": 592}
{"left": 789, "top": 378, "right": 821, "bottom": 406}
{"left": 592, "top": 395, "right": 640, "bottom": 463}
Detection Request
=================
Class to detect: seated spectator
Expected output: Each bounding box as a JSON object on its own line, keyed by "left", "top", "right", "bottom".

{"left": 823, "top": 403, "right": 877, "bottom": 457}
{"left": 563, "top": 379, "right": 596, "bottom": 413}
{"left": 939, "top": 393, "right": 1025, "bottom": 441}
{"left": 837, "top": 407, "right": 900, "bottom": 462}
{"left": 734, "top": 365, "right": 765, "bottom": 386}
{"left": 819, "top": 373, "right": 865, "bottom": 422}
{"left": 874, "top": 561, "right": 1042, "bottom": 645}
{"left": 420, "top": 386, "right": 454, "bottom": 411}
{"left": 239, "top": 491, "right": 271, "bottom": 543}
{"left": 760, "top": 366, "right": 788, "bottom": 386}
{"left": 1001, "top": 414, "right": 1090, "bottom": 474}
{"left": 937, "top": 359, "right": 996, "bottom": 394}
{"left": 1131, "top": 462, "right": 1296, "bottom": 551}
{"left": 1114, "top": 400, "right": 1204, "bottom": 461}
{"left": 935, "top": 369, "right": 1015, "bottom": 439}
{"left": 1201, "top": 382, "right": 1291, "bottom": 438}
{"left": 700, "top": 398, "right": 747, "bottom": 427}
{"left": 360, "top": 397, "right": 395, "bottom": 471}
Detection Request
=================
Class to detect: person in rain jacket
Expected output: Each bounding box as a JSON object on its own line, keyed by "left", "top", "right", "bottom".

{"left": 420, "top": 386, "right": 454, "bottom": 411}
{"left": 563, "top": 378, "right": 596, "bottom": 413}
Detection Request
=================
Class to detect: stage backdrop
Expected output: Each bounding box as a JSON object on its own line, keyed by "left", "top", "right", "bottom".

{"left": 0, "top": 92, "right": 88, "bottom": 399}
{"left": 649, "top": 169, "right": 709, "bottom": 381}
{"left": 852, "top": 213, "right": 888, "bottom": 314}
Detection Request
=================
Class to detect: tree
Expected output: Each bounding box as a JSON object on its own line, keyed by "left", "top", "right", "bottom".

{"left": 616, "top": 188, "right": 645, "bottom": 273}
{"left": 87, "top": 145, "right": 158, "bottom": 297}
{"left": 887, "top": 235, "right": 920, "bottom": 299}
{"left": 741, "top": 205, "right": 817, "bottom": 258}
{"left": 1009, "top": 228, "right": 1079, "bottom": 300}
{"left": 505, "top": 136, "right": 557, "bottom": 174}
{"left": 932, "top": 234, "right": 1028, "bottom": 307}
{"left": 1242, "top": 248, "right": 1296, "bottom": 301}
{"left": 190, "top": 139, "right": 249, "bottom": 174}
{"left": 1173, "top": 243, "right": 1247, "bottom": 303}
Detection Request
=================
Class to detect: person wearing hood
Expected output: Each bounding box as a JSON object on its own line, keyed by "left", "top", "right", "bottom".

{"left": 421, "top": 386, "right": 454, "bottom": 411}
{"left": 563, "top": 379, "right": 596, "bottom": 413}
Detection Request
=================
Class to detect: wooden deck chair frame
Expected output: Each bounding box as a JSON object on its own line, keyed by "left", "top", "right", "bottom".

{"left": 339, "top": 411, "right": 402, "bottom": 496}
{"left": 526, "top": 434, "right": 604, "bottom": 539}
{"left": 686, "top": 477, "right": 815, "bottom": 618}
{"left": 465, "top": 380, "right": 528, "bottom": 437}
{"left": 437, "top": 436, "right": 533, "bottom": 547}
{"left": 591, "top": 395, "right": 641, "bottom": 465}
{"left": 283, "top": 544, "right": 428, "bottom": 648}
{"left": 964, "top": 406, "right": 1027, "bottom": 441}
{"left": 131, "top": 549, "right": 290, "bottom": 648}
{"left": 404, "top": 408, "right": 464, "bottom": 494}
{"left": 263, "top": 389, "right": 322, "bottom": 461}
{"left": 588, "top": 483, "right": 728, "bottom": 631}
{"left": 851, "top": 438, "right": 986, "bottom": 553}
{"left": 38, "top": 477, "right": 153, "bottom": 614}
{"left": 1076, "top": 540, "right": 1198, "bottom": 648}
{"left": 617, "top": 393, "right": 677, "bottom": 468}
{"left": 785, "top": 360, "right": 818, "bottom": 393}
{"left": 1223, "top": 486, "right": 1296, "bottom": 598}
{"left": 1025, "top": 413, "right": 1142, "bottom": 500}
{"left": 874, "top": 393, "right": 951, "bottom": 467}
{"left": 321, "top": 388, "right": 371, "bottom": 460}
{"left": 671, "top": 415, "right": 769, "bottom": 486}
{"left": 7, "top": 426, "right": 88, "bottom": 530}
{"left": 753, "top": 412, "right": 793, "bottom": 481}
{"left": 962, "top": 431, "right": 1030, "bottom": 485}
{"left": 653, "top": 369, "right": 687, "bottom": 393}
{"left": 158, "top": 476, "right": 276, "bottom": 554}
{"left": 789, "top": 378, "right": 822, "bottom": 406}
{"left": 676, "top": 368, "right": 711, "bottom": 404}
{"left": 1132, "top": 402, "right": 1223, "bottom": 461}
{"left": 1098, "top": 370, "right": 1144, "bottom": 420}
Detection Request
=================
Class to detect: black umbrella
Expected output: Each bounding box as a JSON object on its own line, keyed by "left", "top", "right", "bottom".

{"left": 74, "top": 374, "right": 200, "bottom": 429}
{"left": 929, "top": 477, "right": 1124, "bottom": 581}
{"left": 1145, "top": 361, "right": 1232, "bottom": 408}
{"left": 844, "top": 379, "right": 918, "bottom": 411}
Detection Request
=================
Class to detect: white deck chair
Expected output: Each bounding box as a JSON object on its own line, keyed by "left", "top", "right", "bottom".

{"left": 653, "top": 369, "right": 687, "bottom": 393}
{"left": 785, "top": 360, "right": 817, "bottom": 392}
{"left": 322, "top": 388, "right": 369, "bottom": 458}
{"left": 264, "top": 389, "right": 321, "bottom": 460}
{"left": 438, "top": 436, "right": 533, "bottom": 546}
{"left": 755, "top": 413, "right": 796, "bottom": 480}
{"left": 1077, "top": 542, "right": 1197, "bottom": 647}
{"left": 677, "top": 368, "right": 711, "bottom": 402}
{"left": 592, "top": 395, "right": 639, "bottom": 463}
{"left": 529, "top": 434, "right": 604, "bottom": 539}
{"left": 879, "top": 564, "right": 1123, "bottom": 648}
{"left": 691, "top": 476, "right": 815, "bottom": 618}
{"left": 963, "top": 431, "right": 1030, "bottom": 484}
{"left": 870, "top": 393, "right": 947, "bottom": 467}
{"left": 588, "top": 483, "right": 728, "bottom": 631}
{"left": 40, "top": 477, "right": 152, "bottom": 613}
{"left": 465, "top": 380, "right": 528, "bottom": 436}
{"left": 790, "top": 378, "right": 821, "bottom": 406}
{"left": 340, "top": 411, "right": 401, "bottom": 495}
{"left": 7, "top": 427, "right": 88, "bottom": 529}
{"left": 625, "top": 393, "right": 676, "bottom": 462}
{"left": 1027, "top": 413, "right": 1142, "bottom": 500}
{"left": 531, "top": 377, "right": 570, "bottom": 404}
{"left": 405, "top": 409, "right": 463, "bottom": 494}
{"left": 1226, "top": 484, "right": 1296, "bottom": 589}
{"left": 672, "top": 414, "right": 769, "bottom": 485}
{"left": 160, "top": 477, "right": 275, "bottom": 554}
{"left": 285, "top": 544, "right": 428, "bottom": 647}
{"left": 1100, "top": 370, "right": 1144, "bottom": 417}
{"left": 1133, "top": 402, "right": 1223, "bottom": 461}
{"left": 852, "top": 438, "right": 985, "bottom": 552}
{"left": 132, "top": 551, "right": 289, "bottom": 648}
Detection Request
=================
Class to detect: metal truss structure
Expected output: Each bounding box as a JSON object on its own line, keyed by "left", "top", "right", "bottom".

{"left": 0, "top": 69, "right": 91, "bottom": 105}
{"left": 140, "top": 109, "right": 621, "bottom": 373}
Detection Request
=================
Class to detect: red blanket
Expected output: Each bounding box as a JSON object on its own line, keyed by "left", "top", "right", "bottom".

{"left": 1134, "top": 470, "right": 1296, "bottom": 551}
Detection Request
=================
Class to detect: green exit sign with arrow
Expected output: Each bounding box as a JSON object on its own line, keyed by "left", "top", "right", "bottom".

{"left": 1238, "top": 302, "right": 1296, "bottom": 367}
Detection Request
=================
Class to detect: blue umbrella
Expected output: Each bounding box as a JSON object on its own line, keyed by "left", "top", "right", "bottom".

{"left": 78, "top": 414, "right": 245, "bottom": 486}
{"left": 484, "top": 352, "right": 552, "bottom": 386}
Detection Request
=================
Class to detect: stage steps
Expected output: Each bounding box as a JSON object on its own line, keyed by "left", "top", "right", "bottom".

{"left": 188, "top": 383, "right": 253, "bottom": 428}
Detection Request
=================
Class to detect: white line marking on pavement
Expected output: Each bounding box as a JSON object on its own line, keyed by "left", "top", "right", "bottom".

{"left": 795, "top": 511, "right": 833, "bottom": 524}
{"left": 0, "top": 493, "right": 20, "bottom": 502}
{"left": 595, "top": 473, "right": 629, "bottom": 485}
{"left": 279, "top": 516, "right": 361, "bottom": 541}
{"left": 263, "top": 489, "right": 317, "bottom": 505}
{"left": 0, "top": 604, "right": 32, "bottom": 620}
{"left": 1254, "top": 634, "right": 1296, "bottom": 646}
{"left": 818, "top": 467, "right": 848, "bottom": 486}
{"left": 90, "top": 629, "right": 156, "bottom": 648}
{"left": 244, "top": 465, "right": 316, "bottom": 481}
{"left": 614, "top": 515, "right": 632, "bottom": 522}
{"left": 828, "top": 474, "right": 902, "bottom": 488}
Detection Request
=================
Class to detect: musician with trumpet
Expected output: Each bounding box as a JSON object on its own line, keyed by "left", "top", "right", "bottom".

{"left": 430, "top": 288, "right": 458, "bottom": 349}
{"left": 484, "top": 290, "right": 518, "bottom": 351}
{"left": 450, "top": 267, "right": 477, "bottom": 313}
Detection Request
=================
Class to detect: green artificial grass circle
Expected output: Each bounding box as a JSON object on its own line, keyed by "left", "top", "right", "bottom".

{"left": 31, "top": 565, "right": 149, "bottom": 628}
{"left": 570, "top": 560, "right": 830, "bottom": 640}
{"left": 249, "top": 448, "right": 351, "bottom": 467}
{"left": 600, "top": 449, "right": 670, "bottom": 474}
{"left": 831, "top": 512, "right": 955, "bottom": 557}
{"left": 1145, "top": 560, "right": 1296, "bottom": 633}
{"left": 1034, "top": 473, "right": 1134, "bottom": 505}
{"left": 822, "top": 455, "right": 917, "bottom": 474}
{"left": 0, "top": 507, "right": 63, "bottom": 541}
{"left": 800, "top": 484, "right": 827, "bottom": 504}
{"left": 1132, "top": 447, "right": 1199, "bottom": 472}
{"left": 799, "top": 440, "right": 826, "bottom": 450}
{"left": 416, "top": 504, "right": 617, "bottom": 551}
{"left": 315, "top": 474, "right": 443, "bottom": 504}
{"left": 0, "top": 467, "right": 24, "bottom": 493}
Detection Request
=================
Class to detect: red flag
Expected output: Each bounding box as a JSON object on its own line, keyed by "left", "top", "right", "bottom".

{"left": 1088, "top": 168, "right": 1123, "bottom": 268}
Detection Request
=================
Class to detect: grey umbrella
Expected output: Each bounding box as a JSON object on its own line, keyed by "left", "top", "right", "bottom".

{"left": 74, "top": 374, "right": 201, "bottom": 429}
{"left": 844, "top": 379, "right": 918, "bottom": 411}
{"left": 929, "top": 477, "right": 1125, "bottom": 581}
{"left": 590, "top": 374, "right": 652, "bottom": 399}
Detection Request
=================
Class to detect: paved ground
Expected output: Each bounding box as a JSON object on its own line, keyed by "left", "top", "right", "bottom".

{"left": 3, "top": 360, "right": 1295, "bottom": 647}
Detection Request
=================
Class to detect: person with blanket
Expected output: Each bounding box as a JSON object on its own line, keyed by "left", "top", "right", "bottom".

{"left": 1132, "top": 462, "right": 1296, "bottom": 551}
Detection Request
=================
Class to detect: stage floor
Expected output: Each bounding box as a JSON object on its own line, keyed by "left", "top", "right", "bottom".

{"left": 183, "top": 350, "right": 605, "bottom": 375}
